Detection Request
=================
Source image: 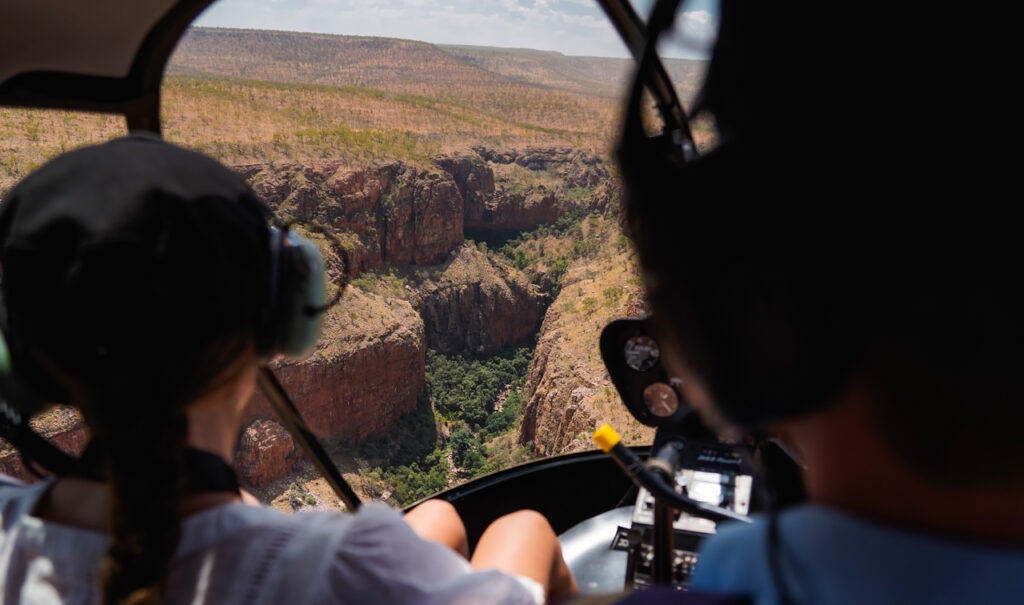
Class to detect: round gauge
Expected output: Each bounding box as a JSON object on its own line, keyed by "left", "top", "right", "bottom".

{"left": 624, "top": 335, "right": 660, "bottom": 372}
{"left": 642, "top": 382, "right": 679, "bottom": 417}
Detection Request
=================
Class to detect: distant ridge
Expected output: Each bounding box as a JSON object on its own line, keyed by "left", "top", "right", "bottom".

{"left": 170, "top": 27, "right": 705, "bottom": 101}
{"left": 440, "top": 44, "right": 705, "bottom": 100}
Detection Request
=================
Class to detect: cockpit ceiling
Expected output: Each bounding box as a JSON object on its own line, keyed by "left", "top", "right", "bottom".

{"left": 0, "top": 0, "right": 179, "bottom": 84}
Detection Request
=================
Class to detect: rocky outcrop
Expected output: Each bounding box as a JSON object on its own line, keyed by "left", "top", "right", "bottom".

{"left": 0, "top": 406, "right": 89, "bottom": 481}
{"left": 239, "top": 161, "right": 464, "bottom": 275}
{"left": 243, "top": 288, "right": 425, "bottom": 442}
{"left": 411, "top": 245, "right": 544, "bottom": 355}
{"left": 235, "top": 419, "right": 299, "bottom": 487}
{"left": 439, "top": 148, "right": 615, "bottom": 233}
{"left": 519, "top": 229, "right": 654, "bottom": 456}
{"left": 437, "top": 155, "right": 558, "bottom": 232}
{"left": 435, "top": 156, "right": 494, "bottom": 214}
{"left": 236, "top": 149, "right": 614, "bottom": 278}
{"left": 475, "top": 147, "right": 613, "bottom": 190}
{"left": 466, "top": 190, "right": 562, "bottom": 232}
{"left": 519, "top": 304, "right": 602, "bottom": 457}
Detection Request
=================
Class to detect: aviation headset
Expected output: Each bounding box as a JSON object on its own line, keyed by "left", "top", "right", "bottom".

{"left": 0, "top": 135, "right": 328, "bottom": 474}
{"left": 614, "top": 0, "right": 857, "bottom": 430}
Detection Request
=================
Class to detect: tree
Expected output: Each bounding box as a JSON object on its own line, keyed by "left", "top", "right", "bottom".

{"left": 462, "top": 450, "right": 485, "bottom": 475}
{"left": 450, "top": 427, "right": 476, "bottom": 464}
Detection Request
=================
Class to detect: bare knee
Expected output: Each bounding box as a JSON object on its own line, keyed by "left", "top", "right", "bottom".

{"left": 409, "top": 498, "right": 460, "bottom": 520}
{"left": 495, "top": 509, "right": 549, "bottom": 527}
{"left": 405, "top": 499, "right": 469, "bottom": 557}
{"left": 487, "top": 509, "right": 555, "bottom": 537}
{"left": 473, "top": 509, "right": 577, "bottom": 602}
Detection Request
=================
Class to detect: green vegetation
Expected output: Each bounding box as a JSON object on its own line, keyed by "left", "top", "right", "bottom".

{"left": 351, "top": 267, "right": 413, "bottom": 297}
{"left": 497, "top": 208, "right": 604, "bottom": 297}
{"left": 426, "top": 347, "right": 531, "bottom": 430}
{"left": 354, "top": 346, "right": 533, "bottom": 506}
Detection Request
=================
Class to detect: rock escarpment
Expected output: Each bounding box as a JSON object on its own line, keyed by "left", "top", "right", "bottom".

{"left": 235, "top": 149, "right": 613, "bottom": 277}
{"left": 243, "top": 288, "right": 425, "bottom": 443}
{"left": 519, "top": 304, "right": 602, "bottom": 457}
{"left": 240, "top": 161, "right": 464, "bottom": 275}
{"left": 235, "top": 419, "right": 299, "bottom": 488}
{"left": 519, "top": 227, "right": 653, "bottom": 456}
{"left": 475, "top": 147, "right": 614, "bottom": 190}
{"left": 410, "top": 245, "right": 544, "bottom": 355}
{"left": 438, "top": 155, "right": 557, "bottom": 232}
{"left": 440, "top": 148, "right": 615, "bottom": 233}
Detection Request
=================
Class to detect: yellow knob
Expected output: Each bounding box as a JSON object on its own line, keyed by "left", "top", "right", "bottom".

{"left": 593, "top": 424, "right": 621, "bottom": 453}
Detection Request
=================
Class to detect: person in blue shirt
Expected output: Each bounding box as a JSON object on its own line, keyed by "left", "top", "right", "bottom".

{"left": 615, "top": 1, "right": 1024, "bottom": 603}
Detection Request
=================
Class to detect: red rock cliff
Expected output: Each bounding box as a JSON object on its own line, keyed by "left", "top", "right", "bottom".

{"left": 238, "top": 161, "right": 464, "bottom": 275}
{"left": 234, "top": 419, "right": 299, "bottom": 488}
{"left": 439, "top": 148, "right": 615, "bottom": 233}
{"left": 519, "top": 223, "right": 654, "bottom": 456}
{"left": 242, "top": 288, "right": 425, "bottom": 442}
{"left": 411, "top": 244, "right": 544, "bottom": 355}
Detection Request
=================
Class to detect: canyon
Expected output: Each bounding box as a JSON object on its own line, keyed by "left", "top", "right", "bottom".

{"left": 1, "top": 147, "right": 616, "bottom": 488}
{"left": 238, "top": 147, "right": 611, "bottom": 278}
{"left": 409, "top": 245, "right": 544, "bottom": 355}
{"left": 517, "top": 221, "right": 656, "bottom": 457}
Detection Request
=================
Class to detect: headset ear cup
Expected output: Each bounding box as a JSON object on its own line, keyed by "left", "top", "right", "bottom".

{"left": 274, "top": 232, "right": 326, "bottom": 360}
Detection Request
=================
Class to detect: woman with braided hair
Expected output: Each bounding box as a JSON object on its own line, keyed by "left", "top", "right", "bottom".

{"left": 0, "top": 136, "right": 576, "bottom": 605}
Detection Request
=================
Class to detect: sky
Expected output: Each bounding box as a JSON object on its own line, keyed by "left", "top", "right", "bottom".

{"left": 194, "top": 0, "right": 719, "bottom": 59}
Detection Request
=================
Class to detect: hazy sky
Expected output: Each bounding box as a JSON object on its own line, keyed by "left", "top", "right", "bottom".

{"left": 194, "top": 0, "right": 719, "bottom": 58}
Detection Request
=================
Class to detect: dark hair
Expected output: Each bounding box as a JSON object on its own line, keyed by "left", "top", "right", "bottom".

{"left": 2, "top": 178, "right": 271, "bottom": 602}
{"left": 620, "top": 2, "right": 1024, "bottom": 484}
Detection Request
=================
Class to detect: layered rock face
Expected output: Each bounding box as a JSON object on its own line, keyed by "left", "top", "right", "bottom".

{"left": 238, "top": 149, "right": 613, "bottom": 277}
{"left": 438, "top": 155, "right": 557, "bottom": 232}
{"left": 468, "top": 190, "right": 561, "bottom": 232}
{"left": 235, "top": 419, "right": 299, "bottom": 487}
{"left": 475, "top": 147, "right": 613, "bottom": 190}
{"left": 242, "top": 288, "right": 425, "bottom": 443}
{"left": 519, "top": 229, "right": 654, "bottom": 456}
{"left": 519, "top": 305, "right": 601, "bottom": 457}
{"left": 0, "top": 406, "right": 88, "bottom": 481}
{"left": 411, "top": 245, "right": 544, "bottom": 355}
{"left": 240, "top": 162, "right": 464, "bottom": 275}
{"left": 441, "top": 148, "right": 614, "bottom": 233}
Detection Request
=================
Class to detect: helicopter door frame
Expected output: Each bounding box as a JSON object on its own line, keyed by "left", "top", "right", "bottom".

{"left": 0, "top": 0, "right": 216, "bottom": 134}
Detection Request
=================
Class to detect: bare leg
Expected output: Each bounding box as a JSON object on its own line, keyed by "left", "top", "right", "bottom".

{"left": 471, "top": 510, "right": 579, "bottom": 604}
{"left": 404, "top": 499, "right": 470, "bottom": 558}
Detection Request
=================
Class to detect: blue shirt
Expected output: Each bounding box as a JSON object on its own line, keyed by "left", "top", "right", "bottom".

{"left": 690, "top": 505, "right": 1024, "bottom": 605}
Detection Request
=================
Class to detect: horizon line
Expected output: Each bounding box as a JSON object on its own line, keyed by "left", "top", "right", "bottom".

{"left": 185, "top": 25, "right": 709, "bottom": 62}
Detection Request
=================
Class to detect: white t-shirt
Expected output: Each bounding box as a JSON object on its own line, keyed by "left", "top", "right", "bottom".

{"left": 0, "top": 477, "right": 544, "bottom": 605}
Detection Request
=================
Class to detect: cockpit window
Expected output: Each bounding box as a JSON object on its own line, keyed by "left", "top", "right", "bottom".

{"left": 158, "top": 0, "right": 722, "bottom": 511}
